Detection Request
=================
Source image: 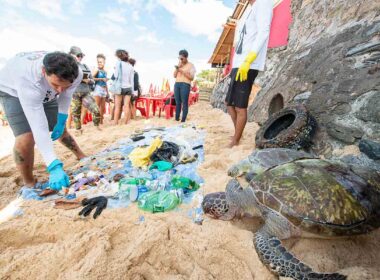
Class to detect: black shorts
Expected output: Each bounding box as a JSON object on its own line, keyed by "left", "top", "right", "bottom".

{"left": 225, "top": 68, "right": 259, "bottom": 108}
{"left": 121, "top": 88, "right": 132, "bottom": 96}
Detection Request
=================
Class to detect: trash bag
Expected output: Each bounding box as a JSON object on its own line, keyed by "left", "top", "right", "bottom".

{"left": 129, "top": 138, "right": 163, "bottom": 167}
{"left": 138, "top": 191, "right": 179, "bottom": 213}
{"left": 150, "top": 141, "right": 180, "bottom": 163}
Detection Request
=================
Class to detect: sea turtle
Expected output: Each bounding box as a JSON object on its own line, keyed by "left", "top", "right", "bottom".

{"left": 202, "top": 148, "right": 380, "bottom": 280}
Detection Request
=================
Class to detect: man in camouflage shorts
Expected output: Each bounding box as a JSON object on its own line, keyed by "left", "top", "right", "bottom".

{"left": 69, "top": 46, "right": 101, "bottom": 131}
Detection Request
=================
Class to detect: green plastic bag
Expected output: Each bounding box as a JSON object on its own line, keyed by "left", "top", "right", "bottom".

{"left": 149, "top": 161, "right": 173, "bottom": 171}
{"left": 170, "top": 176, "right": 200, "bottom": 192}
{"left": 138, "top": 190, "right": 179, "bottom": 213}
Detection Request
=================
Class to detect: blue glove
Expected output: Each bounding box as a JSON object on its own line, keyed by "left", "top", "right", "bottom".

{"left": 51, "top": 113, "right": 68, "bottom": 141}
{"left": 47, "top": 159, "right": 70, "bottom": 191}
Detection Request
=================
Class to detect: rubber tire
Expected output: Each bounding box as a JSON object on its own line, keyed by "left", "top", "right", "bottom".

{"left": 255, "top": 105, "right": 317, "bottom": 149}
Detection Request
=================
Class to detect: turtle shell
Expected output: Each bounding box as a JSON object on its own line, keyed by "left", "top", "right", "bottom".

{"left": 251, "top": 158, "right": 380, "bottom": 236}
{"left": 247, "top": 148, "right": 316, "bottom": 175}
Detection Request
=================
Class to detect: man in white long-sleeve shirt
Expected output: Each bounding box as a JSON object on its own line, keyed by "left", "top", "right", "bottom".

{"left": 0, "top": 51, "right": 86, "bottom": 190}
{"left": 225, "top": 0, "right": 273, "bottom": 147}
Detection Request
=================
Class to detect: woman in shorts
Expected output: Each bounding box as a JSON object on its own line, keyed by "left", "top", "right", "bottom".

{"left": 92, "top": 54, "right": 109, "bottom": 124}
{"left": 112, "top": 50, "right": 134, "bottom": 125}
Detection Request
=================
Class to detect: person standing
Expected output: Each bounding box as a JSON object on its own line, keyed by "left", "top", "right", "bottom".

{"left": 0, "top": 51, "right": 85, "bottom": 190}
{"left": 112, "top": 49, "right": 134, "bottom": 125}
{"left": 92, "top": 54, "right": 109, "bottom": 124}
{"left": 128, "top": 58, "right": 141, "bottom": 120}
{"left": 69, "top": 46, "right": 101, "bottom": 133}
{"left": 173, "top": 49, "right": 196, "bottom": 122}
{"left": 225, "top": 0, "right": 273, "bottom": 148}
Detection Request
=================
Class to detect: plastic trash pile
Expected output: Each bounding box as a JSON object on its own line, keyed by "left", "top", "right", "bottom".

{"left": 20, "top": 125, "right": 205, "bottom": 223}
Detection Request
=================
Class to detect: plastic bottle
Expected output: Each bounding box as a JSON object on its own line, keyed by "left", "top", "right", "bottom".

{"left": 118, "top": 180, "right": 132, "bottom": 202}
{"left": 192, "top": 192, "right": 204, "bottom": 225}
{"left": 98, "top": 175, "right": 110, "bottom": 190}
{"left": 119, "top": 177, "right": 148, "bottom": 186}
{"left": 170, "top": 188, "right": 184, "bottom": 202}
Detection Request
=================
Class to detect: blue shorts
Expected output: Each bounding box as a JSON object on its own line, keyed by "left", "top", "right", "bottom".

{"left": 92, "top": 84, "right": 107, "bottom": 98}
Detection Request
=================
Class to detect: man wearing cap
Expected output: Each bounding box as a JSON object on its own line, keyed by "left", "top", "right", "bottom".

{"left": 0, "top": 51, "right": 85, "bottom": 190}
{"left": 68, "top": 46, "right": 101, "bottom": 132}
{"left": 225, "top": 0, "right": 273, "bottom": 147}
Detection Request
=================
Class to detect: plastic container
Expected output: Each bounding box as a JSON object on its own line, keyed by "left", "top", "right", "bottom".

{"left": 138, "top": 191, "right": 179, "bottom": 213}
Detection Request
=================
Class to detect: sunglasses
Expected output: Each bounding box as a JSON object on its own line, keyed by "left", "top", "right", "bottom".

{"left": 178, "top": 57, "right": 185, "bottom": 61}
{"left": 77, "top": 54, "right": 84, "bottom": 58}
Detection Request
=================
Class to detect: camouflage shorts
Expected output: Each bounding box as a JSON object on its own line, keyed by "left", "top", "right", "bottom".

{"left": 71, "top": 91, "right": 100, "bottom": 130}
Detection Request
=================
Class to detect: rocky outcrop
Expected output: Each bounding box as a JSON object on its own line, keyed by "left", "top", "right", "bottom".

{"left": 211, "top": 0, "right": 380, "bottom": 169}
{"left": 210, "top": 75, "right": 230, "bottom": 113}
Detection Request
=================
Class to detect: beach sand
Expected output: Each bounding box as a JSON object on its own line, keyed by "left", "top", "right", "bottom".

{"left": 0, "top": 102, "right": 379, "bottom": 279}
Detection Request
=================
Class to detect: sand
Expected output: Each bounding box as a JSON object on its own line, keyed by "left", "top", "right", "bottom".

{"left": 0, "top": 102, "right": 379, "bottom": 280}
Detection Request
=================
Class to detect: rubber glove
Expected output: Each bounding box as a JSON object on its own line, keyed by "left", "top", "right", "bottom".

{"left": 78, "top": 196, "right": 108, "bottom": 219}
{"left": 47, "top": 159, "right": 70, "bottom": 191}
{"left": 51, "top": 113, "right": 68, "bottom": 141}
{"left": 236, "top": 51, "right": 258, "bottom": 82}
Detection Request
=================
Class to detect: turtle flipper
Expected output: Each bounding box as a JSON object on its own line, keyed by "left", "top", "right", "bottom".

{"left": 254, "top": 230, "right": 346, "bottom": 280}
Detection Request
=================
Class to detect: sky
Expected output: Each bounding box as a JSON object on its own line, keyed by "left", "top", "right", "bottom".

{"left": 0, "top": 0, "right": 236, "bottom": 90}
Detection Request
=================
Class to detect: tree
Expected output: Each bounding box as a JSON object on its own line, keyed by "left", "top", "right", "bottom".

{"left": 195, "top": 69, "right": 218, "bottom": 88}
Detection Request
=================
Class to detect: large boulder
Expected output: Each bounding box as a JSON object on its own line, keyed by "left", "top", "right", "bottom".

{"left": 211, "top": 0, "right": 380, "bottom": 170}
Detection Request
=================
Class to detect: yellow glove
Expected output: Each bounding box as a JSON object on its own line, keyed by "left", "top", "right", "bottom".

{"left": 235, "top": 51, "right": 257, "bottom": 82}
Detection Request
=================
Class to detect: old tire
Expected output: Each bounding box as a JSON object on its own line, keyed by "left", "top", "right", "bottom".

{"left": 255, "top": 105, "right": 317, "bottom": 149}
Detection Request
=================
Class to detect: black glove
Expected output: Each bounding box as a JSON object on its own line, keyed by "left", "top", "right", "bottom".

{"left": 78, "top": 196, "right": 108, "bottom": 219}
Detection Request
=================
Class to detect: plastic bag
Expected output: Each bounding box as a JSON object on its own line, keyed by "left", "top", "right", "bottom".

{"left": 171, "top": 176, "right": 200, "bottom": 192}
{"left": 150, "top": 141, "right": 179, "bottom": 163}
{"left": 128, "top": 138, "right": 163, "bottom": 167}
{"left": 138, "top": 191, "right": 179, "bottom": 213}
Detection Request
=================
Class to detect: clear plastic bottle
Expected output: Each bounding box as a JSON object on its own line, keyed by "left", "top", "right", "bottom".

{"left": 98, "top": 175, "right": 110, "bottom": 191}
{"left": 192, "top": 192, "right": 204, "bottom": 225}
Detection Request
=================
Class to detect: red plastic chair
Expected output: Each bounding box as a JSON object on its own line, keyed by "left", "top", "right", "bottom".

{"left": 83, "top": 112, "right": 92, "bottom": 124}
{"left": 158, "top": 92, "right": 176, "bottom": 119}
{"left": 135, "top": 98, "right": 148, "bottom": 118}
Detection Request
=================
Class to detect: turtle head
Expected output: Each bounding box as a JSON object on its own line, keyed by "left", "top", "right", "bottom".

{"left": 202, "top": 192, "right": 240, "bottom": 220}
{"left": 228, "top": 158, "right": 254, "bottom": 178}
{"left": 226, "top": 179, "right": 261, "bottom": 218}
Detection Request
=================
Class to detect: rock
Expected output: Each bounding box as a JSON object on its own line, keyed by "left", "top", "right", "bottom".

{"left": 333, "top": 103, "right": 351, "bottom": 115}
{"left": 210, "top": 76, "right": 229, "bottom": 112}
{"left": 359, "top": 139, "right": 380, "bottom": 160}
{"left": 293, "top": 91, "right": 311, "bottom": 103}
{"left": 355, "top": 91, "right": 380, "bottom": 123}
{"left": 341, "top": 154, "right": 380, "bottom": 171}
{"left": 326, "top": 123, "right": 364, "bottom": 144}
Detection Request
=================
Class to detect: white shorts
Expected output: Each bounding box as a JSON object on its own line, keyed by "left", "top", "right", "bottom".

{"left": 92, "top": 85, "right": 107, "bottom": 97}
